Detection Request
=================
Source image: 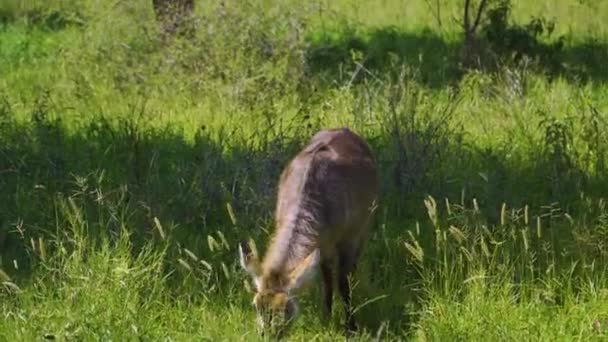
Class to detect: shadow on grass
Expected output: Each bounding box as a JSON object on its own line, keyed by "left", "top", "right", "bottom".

{"left": 306, "top": 27, "right": 461, "bottom": 89}
{"left": 0, "top": 117, "right": 304, "bottom": 275}
{"left": 305, "top": 26, "right": 608, "bottom": 88}
{"left": 1, "top": 111, "right": 608, "bottom": 336}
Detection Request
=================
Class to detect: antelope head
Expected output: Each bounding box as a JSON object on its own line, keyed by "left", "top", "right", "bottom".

{"left": 238, "top": 241, "right": 320, "bottom": 337}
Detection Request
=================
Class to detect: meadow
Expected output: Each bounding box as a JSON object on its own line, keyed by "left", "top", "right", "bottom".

{"left": 1, "top": 0, "right": 608, "bottom": 340}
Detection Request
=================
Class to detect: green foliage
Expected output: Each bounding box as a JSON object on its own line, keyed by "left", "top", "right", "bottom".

{"left": 480, "top": 0, "right": 565, "bottom": 73}
{"left": 0, "top": 0, "right": 607, "bottom": 340}
{"left": 0, "top": 0, "right": 86, "bottom": 29}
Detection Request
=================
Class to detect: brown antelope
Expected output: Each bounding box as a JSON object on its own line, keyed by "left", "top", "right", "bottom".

{"left": 239, "top": 127, "right": 379, "bottom": 336}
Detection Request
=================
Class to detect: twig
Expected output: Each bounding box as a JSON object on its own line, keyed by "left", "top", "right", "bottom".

{"left": 472, "top": 0, "right": 489, "bottom": 32}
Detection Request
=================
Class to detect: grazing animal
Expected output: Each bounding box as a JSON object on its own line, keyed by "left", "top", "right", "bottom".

{"left": 239, "top": 127, "right": 379, "bottom": 336}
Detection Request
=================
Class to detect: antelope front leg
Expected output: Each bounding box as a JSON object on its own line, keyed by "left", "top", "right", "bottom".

{"left": 337, "top": 254, "right": 358, "bottom": 334}
{"left": 320, "top": 258, "right": 334, "bottom": 323}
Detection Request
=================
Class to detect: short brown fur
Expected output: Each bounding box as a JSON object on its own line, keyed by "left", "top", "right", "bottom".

{"left": 239, "top": 127, "right": 378, "bottom": 335}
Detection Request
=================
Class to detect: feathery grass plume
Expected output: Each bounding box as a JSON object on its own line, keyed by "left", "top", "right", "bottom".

{"left": 221, "top": 262, "right": 230, "bottom": 280}
{"left": 473, "top": 198, "right": 480, "bottom": 212}
{"left": 153, "top": 217, "right": 166, "bottom": 240}
{"left": 564, "top": 213, "right": 574, "bottom": 225}
{"left": 1, "top": 281, "right": 21, "bottom": 294}
{"left": 405, "top": 230, "right": 425, "bottom": 264}
{"left": 38, "top": 237, "right": 47, "bottom": 262}
{"left": 199, "top": 259, "right": 213, "bottom": 271}
{"left": 448, "top": 225, "right": 466, "bottom": 244}
{"left": 207, "top": 235, "right": 220, "bottom": 253}
{"left": 459, "top": 246, "right": 473, "bottom": 262}
{"left": 216, "top": 231, "right": 230, "bottom": 251}
{"left": 178, "top": 258, "right": 192, "bottom": 272}
{"left": 521, "top": 228, "right": 529, "bottom": 252}
{"left": 445, "top": 198, "right": 452, "bottom": 216}
{"left": 425, "top": 195, "right": 438, "bottom": 228}
{"left": 183, "top": 248, "right": 198, "bottom": 262}
{"left": 479, "top": 234, "right": 490, "bottom": 258}
{"left": 226, "top": 202, "right": 238, "bottom": 226}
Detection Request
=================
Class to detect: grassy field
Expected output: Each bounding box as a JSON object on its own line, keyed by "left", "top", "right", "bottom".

{"left": 1, "top": 0, "right": 608, "bottom": 340}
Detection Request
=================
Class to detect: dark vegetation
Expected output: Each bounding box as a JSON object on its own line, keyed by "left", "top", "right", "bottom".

{"left": 307, "top": 0, "right": 608, "bottom": 87}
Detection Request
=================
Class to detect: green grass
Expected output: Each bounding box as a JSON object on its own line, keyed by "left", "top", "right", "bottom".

{"left": 1, "top": 0, "right": 608, "bottom": 340}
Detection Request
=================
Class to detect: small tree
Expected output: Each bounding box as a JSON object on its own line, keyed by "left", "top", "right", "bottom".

{"left": 152, "top": 0, "right": 194, "bottom": 36}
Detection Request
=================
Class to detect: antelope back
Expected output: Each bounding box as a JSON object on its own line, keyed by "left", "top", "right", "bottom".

{"left": 268, "top": 128, "right": 378, "bottom": 268}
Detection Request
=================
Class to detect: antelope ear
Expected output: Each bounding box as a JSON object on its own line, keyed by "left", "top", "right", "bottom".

{"left": 238, "top": 240, "right": 262, "bottom": 288}
{"left": 286, "top": 249, "right": 320, "bottom": 292}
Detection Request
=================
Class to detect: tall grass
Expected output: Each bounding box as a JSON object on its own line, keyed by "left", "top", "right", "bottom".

{"left": 1, "top": 0, "right": 608, "bottom": 340}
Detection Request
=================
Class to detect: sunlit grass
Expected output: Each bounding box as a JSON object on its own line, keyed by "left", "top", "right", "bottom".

{"left": 1, "top": 0, "right": 608, "bottom": 340}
